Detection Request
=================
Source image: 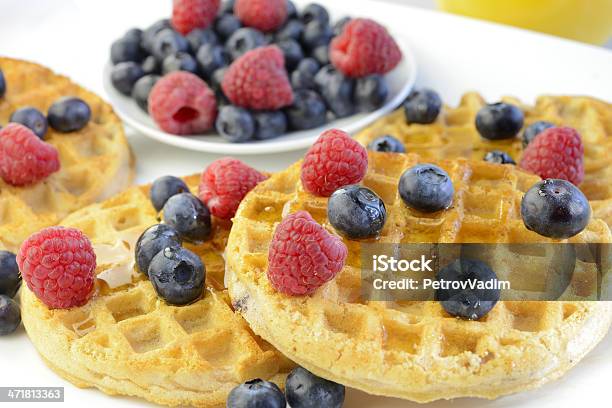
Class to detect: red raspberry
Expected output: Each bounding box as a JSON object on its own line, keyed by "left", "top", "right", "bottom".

{"left": 234, "top": 0, "right": 287, "bottom": 32}
{"left": 17, "top": 227, "right": 96, "bottom": 309}
{"left": 301, "top": 129, "right": 368, "bottom": 197}
{"left": 520, "top": 126, "right": 584, "bottom": 185}
{"left": 330, "top": 18, "right": 402, "bottom": 78}
{"left": 148, "top": 71, "right": 217, "bottom": 135}
{"left": 198, "top": 158, "right": 267, "bottom": 220}
{"left": 0, "top": 123, "right": 60, "bottom": 186}
{"left": 221, "top": 45, "right": 294, "bottom": 110}
{"left": 172, "top": 0, "right": 220, "bottom": 35}
{"left": 267, "top": 211, "right": 347, "bottom": 296}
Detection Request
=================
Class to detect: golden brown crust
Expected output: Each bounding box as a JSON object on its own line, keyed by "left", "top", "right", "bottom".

{"left": 20, "top": 176, "right": 293, "bottom": 408}
{"left": 227, "top": 156, "right": 612, "bottom": 402}
{"left": 355, "top": 93, "right": 612, "bottom": 227}
{"left": 0, "top": 57, "right": 135, "bottom": 252}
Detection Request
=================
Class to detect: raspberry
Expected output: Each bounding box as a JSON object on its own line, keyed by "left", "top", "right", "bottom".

{"left": 17, "top": 227, "right": 96, "bottom": 309}
{"left": 0, "top": 123, "right": 60, "bottom": 186}
{"left": 520, "top": 126, "right": 584, "bottom": 185}
{"left": 148, "top": 71, "right": 217, "bottom": 135}
{"left": 301, "top": 129, "right": 368, "bottom": 197}
{"left": 330, "top": 18, "right": 402, "bottom": 78}
{"left": 198, "top": 158, "right": 267, "bottom": 219}
{"left": 234, "top": 0, "right": 287, "bottom": 32}
{"left": 221, "top": 46, "right": 294, "bottom": 110}
{"left": 267, "top": 211, "right": 347, "bottom": 296}
{"left": 172, "top": 0, "right": 220, "bottom": 35}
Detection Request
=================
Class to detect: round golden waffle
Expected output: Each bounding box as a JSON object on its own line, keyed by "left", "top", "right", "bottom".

{"left": 20, "top": 175, "right": 294, "bottom": 408}
{"left": 355, "top": 93, "right": 612, "bottom": 227}
{"left": 0, "top": 57, "right": 134, "bottom": 253}
{"left": 226, "top": 153, "right": 612, "bottom": 402}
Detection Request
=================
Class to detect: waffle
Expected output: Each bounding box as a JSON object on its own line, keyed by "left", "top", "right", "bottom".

{"left": 20, "top": 175, "right": 294, "bottom": 407}
{"left": 226, "top": 153, "right": 612, "bottom": 402}
{"left": 355, "top": 93, "right": 612, "bottom": 227}
{"left": 0, "top": 57, "right": 134, "bottom": 253}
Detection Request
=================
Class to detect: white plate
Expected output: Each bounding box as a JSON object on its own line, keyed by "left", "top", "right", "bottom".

{"left": 102, "top": 35, "right": 417, "bottom": 155}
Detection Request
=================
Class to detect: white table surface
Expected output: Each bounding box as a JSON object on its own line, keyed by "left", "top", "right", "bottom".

{"left": 0, "top": 1, "right": 611, "bottom": 407}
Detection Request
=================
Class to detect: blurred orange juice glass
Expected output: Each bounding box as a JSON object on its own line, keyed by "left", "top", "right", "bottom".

{"left": 437, "top": 0, "right": 612, "bottom": 44}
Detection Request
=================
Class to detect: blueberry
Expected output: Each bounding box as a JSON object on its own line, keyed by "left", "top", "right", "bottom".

{"left": 216, "top": 105, "right": 255, "bottom": 142}
{"left": 186, "top": 28, "right": 218, "bottom": 52}
{"left": 152, "top": 29, "right": 190, "bottom": 61}
{"left": 110, "top": 38, "right": 145, "bottom": 65}
{"left": 435, "top": 258, "right": 500, "bottom": 320}
{"left": 111, "top": 61, "right": 145, "bottom": 95}
{"left": 135, "top": 224, "right": 182, "bottom": 276}
{"left": 291, "top": 58, "right": 319, "bottom": 90}
{"left": 123, "top": 28, "right": 143, "bottom": 44}
{"left": 484, "top": 150, "right": 515, "bottom": 165}
{"left": 196, "top": 44, "right": 229, "bottom": 78}
{"left": 150, "top": 175, "right": 190, "bottom": 212}
{"left": 301, "top": 20, "right": 333, "bottom": 50}
{"left": 0, "top": 251, "right": 20, "bottom": 298}
{"left": 300, "top": 3, "right": 330, "bottom": 25}
{"left": 367, "top": 135, "right": 405, "bottom": 153}
{"left": 0, "top": 295, "right": 20, "bottom": 336}
{"left": 291, "top": 70, "right": 315, "bottom": 90}
{"left": 132, "top": 75, "right": 160, "bottom": 112}
{"left": 162, "top": 52, "right": 198, "bottom": 75}
{"left": 142, "top": 19, "right": 172, "bottom": 53}
{"left": 227, "top": 379, "right": 286, "bottom": 408}
{"left": 475, "top": 102, "right": 524, "bottom": 140}
{"left": 313, "top": 64, "right": 335, "bottom": 89}
{"left": 319, "top": 69, "right": 354, "bottom": 118}
{"left": 218, "top": 0, "right": 235, "bottom": 15}
{"left": 285, "top": 89, "right": 327, "bottom": 130}
{"left": 403, "top": 89, "right": 442, "bottom": 124}
{"left": 328, "top": 185, "right": 386, "bottom": 239}
{"left": 149, "top": 247, "right": 205, "bottom": 306}
{"left": 163, "top": 193, "right": 212, "bottom": 242}
{"left": 276, "top": 39, "right": 304, "bottom": 71}
{"left": 298, "top": 57, "right": 320, "bottom": 76}
{"left": 141, "top": 55, "right": 161, "bottom": 75}
{"left": 47, "top": 97, "right": 91, "bottom": 132}
{"left": 522, "top": 120, "right": 555, "bottom": 148}
{"left": 311, "top": 45, "right": 329, "bottom": 66}
{"left": 0, "top": 68, "right": 5, "bottom": 98}
{"left": 521, "top": 179, "right": 590, "bottom": 239}
{"left": 285, "top": 367, "right": 345, "bottom": 408}
{"left": 286, "top": 0, "right": 298, "bottom": 19}
{"left": 275, "top": 19, "right": 304, "bottom": 42}
{"left": 210, "top": 67, "right": 228, "bottom": 93}
{"left": 333, "top": 16, "right": 351, "bottom": 36}
{"left": 399, "top": 164, "right": 454, "bottom": 212}
{"left": 354, "top": 75, "right": 388, "bottom": 112}
{"left": 253, "top": 111, "right": 288, "bottom": 140}
{"left": 9, "top": 107, "right": 48, "bottom": 139}
{"left": 226, "top": 28, "right": 265, "bottom": 60}
{"left": 214, "top": 14, "right": 242, "bottom": 40}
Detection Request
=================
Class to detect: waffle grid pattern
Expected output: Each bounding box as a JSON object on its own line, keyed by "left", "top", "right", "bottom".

{"left": 227, "top": 154, "right": 612, "bottom": 402}
{"left": 355, "top": 93, "right": 612, "bottom": 227}
{"left": 21, "top": 177, "right": 293, "bottom": 408}
{"left": 0, "top": 57, "right": 134, "bottom": 253}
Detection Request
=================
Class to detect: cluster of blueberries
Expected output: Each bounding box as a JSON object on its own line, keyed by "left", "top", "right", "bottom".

{"left": 366, "top": 88, "right": 556, "bottom": 166}
{"left": 135, "top": 176, "right": 211, "bottom": 306}
{"left": 109, "top": 1, "right": 390, "bottom": 142}
{"left": 0, "top": 68, "right": 91, "bottom": 138}
{"left": 139, "top": 176, "right": 346, "bottom": 408}
{"left": 0, "top": 251, "right": 21, "bottom": 336}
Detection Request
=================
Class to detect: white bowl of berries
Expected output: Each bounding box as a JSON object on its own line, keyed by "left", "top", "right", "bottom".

{"left": 103, "top": 0, "right": 417, "bottom": 154}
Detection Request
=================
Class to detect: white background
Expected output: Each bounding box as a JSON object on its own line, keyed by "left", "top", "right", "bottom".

{"left": 1, "top": 0, "right": 611, "bottom": 407}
